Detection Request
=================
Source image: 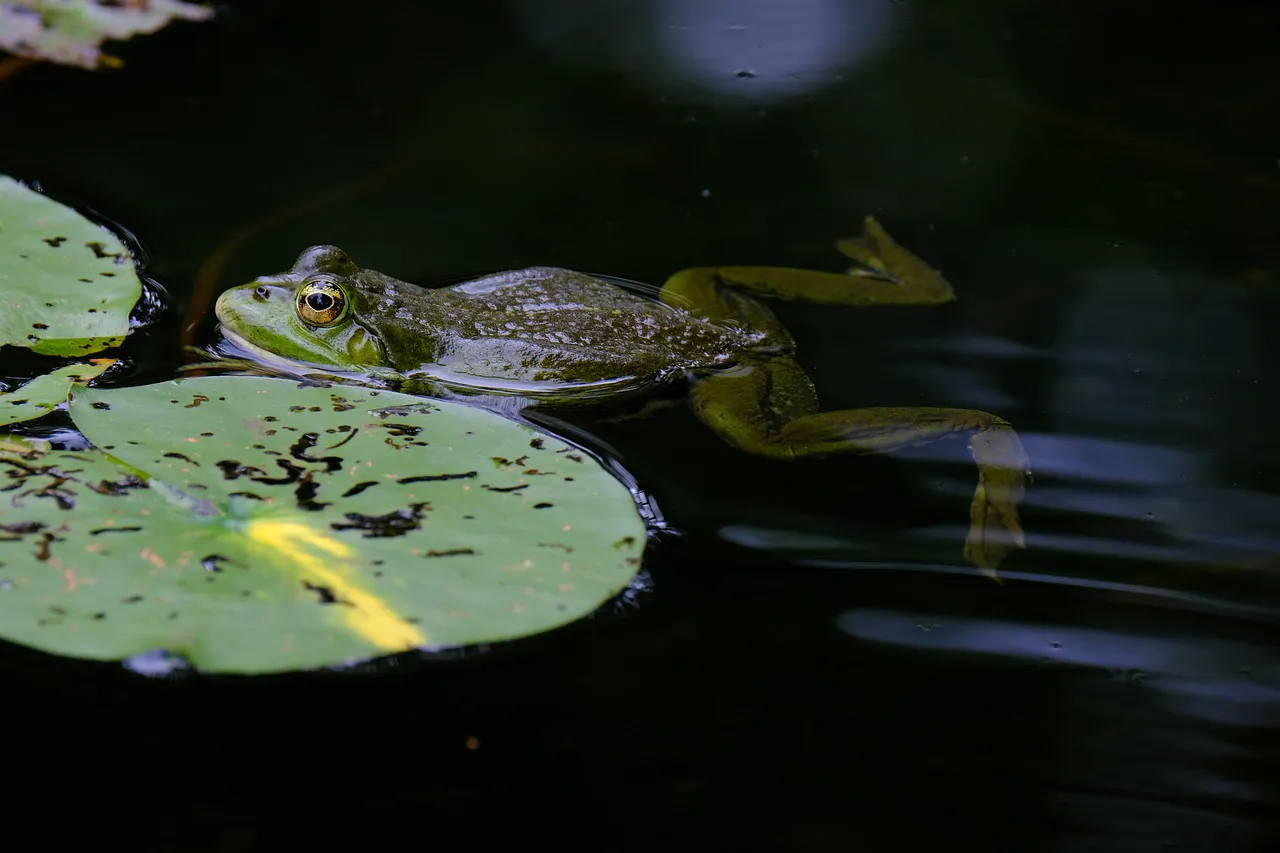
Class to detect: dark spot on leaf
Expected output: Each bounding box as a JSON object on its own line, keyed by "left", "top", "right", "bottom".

{"left": 184, "top": 395, "right": 210, "bottom": 409}
{"left": 93, "top": 612, "right": 106, "bottom": 620}
{"left": 1, "top": 521, "right": 46, "bottom": 536}
{"left": 200, "top": 432, "right": 214, "bottom": 437}
{"left": 404, "top": 616, "right": 421, "bottom": 624}
{"left": 85, "top": 241, "right": 120, "bottom": 259}
{"left": 263, "top": 416, "right": 278, "bottom": 422}
{"left": 342, "top": 481, "right": 378, "bottom": 497}
{"left": 288, "top": 405, "right": 306, "bottom": 412}
{"left": 381, "top": 423, "right": 421, "bottom": 437}
{"left": 168, "top": 612, "right": 179, "bottom": 620}
{"left": 462, "top": 515, "right": 474, "bottom": 520}
{"left": 90, "top": 526, "right": 143, "bottom": 535}
{"left": 31, "top": 322, "right": 48, "bottom": 330}
{"left": 295, "top": 472, "right": 330, "bottom": 512}
{"left": 302, "top": 580, "right": 351, "bottom": 606}
{"left": 371, "top": 559, "right": 384, "bottom": 566}
{"left": 163, "top": 452, "right": 199, "bottom": 465}
{"left": 326, "top": 428, "right": 358, "bottom": 450}
{"left": 216, "top": 460, "right": 267, "bottom": 480}
{"left": 331, "top": 502, "right": 430, "bottom": 538}
{"left": 27, "top": 335, "right": 37, "bottom": 343}
{"left": 122, "top": 595, "right": 144, "bottom": 603}
{"left": 425, "top": 548, "right": 476, "bottom": 558}
{"left": 625, "top": 557, "right": 640, "bottom": 566}
{"left": 250, "top": 459, "right": 305, "bottom": 486}
{"left": 529, "top": 438, "right": 545, "bottom": 449}
{"left": 492, "top": 455, "right": 529, "bottom": 467}
{"left": 613, "top": 536, "right": 637, "bottom": 549}
{"left": 400, "top": 471, "right": 477, "bottom": 484}
{"left": 228, "top": 491, "right": 265, "bottom": 500}
{"left": 532, "top": 503, "right": 553, "bottom": 509}
{"left": 92, "top": 401, "right": 110, "bottom": 410}
{"left": 43, "top": 236, "right": 66, "bottom": 247}
{"left": 87, "top": 474, "right": 144, "bottom": 495}
{"left": 289, "top": 433, "right": 342, "bottom": 472}
{"left": 201, "top": 554, "right": 238, "bottom": 572}
{"left": 567, "top": 454, "right": 583, "bottom": 463}
{"left": 538, "top": 542, "right": 574, "bottom": 552}
{"left": 482, "top": 484, "right": 528, "bottom": 494}
{"left": 563, "top": 477, "right": 575, "bottom": 482}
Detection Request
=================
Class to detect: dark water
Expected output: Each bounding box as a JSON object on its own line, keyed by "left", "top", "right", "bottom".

{"left": 3, "top": 1, "right": 1280, "bottom": 849}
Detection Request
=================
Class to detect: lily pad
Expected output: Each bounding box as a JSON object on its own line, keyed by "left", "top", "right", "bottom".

{"left": 0, "top": 360, "right": 114, "bottom": 426}
{"left": 0, "top": 376, "right": 647, "bottom": 673}
{"left": 0, "top": 0, "right": 213, "bottom": 69}
{"left": 0, "top": 176, "right": 142, "bottom": 355}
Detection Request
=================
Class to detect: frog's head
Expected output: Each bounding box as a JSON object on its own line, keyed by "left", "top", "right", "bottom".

{"left": 214, "top": 246, "right": 393, "bottom": 372}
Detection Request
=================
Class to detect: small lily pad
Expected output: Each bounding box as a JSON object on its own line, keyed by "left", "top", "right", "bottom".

{"left": 0, "top": 176, "right": 142, "bottom": 355}
{"left": 0, "top": 376, "right": 647, "bottom": 673}
{"left": 0, "top": 360, "right": 114, "bottom": 426}
{"left": 0, "top": 0, "right": 213, "bottom": 69}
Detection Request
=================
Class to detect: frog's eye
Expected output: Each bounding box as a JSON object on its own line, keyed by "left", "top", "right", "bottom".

{"left": 295, "top": 276, "right": 350, "bottom": 327}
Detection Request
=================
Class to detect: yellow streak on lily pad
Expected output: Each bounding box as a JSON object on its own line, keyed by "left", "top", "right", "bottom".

{"left": 244, "top": 517, "right": 425, "bottom": 652}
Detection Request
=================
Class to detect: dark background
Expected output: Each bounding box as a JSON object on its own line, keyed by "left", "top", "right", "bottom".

{"left": 2, "top": 1, "right": 1279, "bottom": 850}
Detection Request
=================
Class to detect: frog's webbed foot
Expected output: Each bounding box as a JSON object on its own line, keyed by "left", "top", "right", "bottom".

{"left": 834, "top": 216, "right": 957, "bottom": 304}
{"left": 659, "top": 215, "right": 957, "bottom": 316}
{"left": 689, "top": 358, "right": 1030, "bottom": 577}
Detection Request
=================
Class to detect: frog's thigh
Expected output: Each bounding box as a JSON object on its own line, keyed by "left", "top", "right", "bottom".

{"left": 689, "top": 359, "right": 1030, "bottom": 573}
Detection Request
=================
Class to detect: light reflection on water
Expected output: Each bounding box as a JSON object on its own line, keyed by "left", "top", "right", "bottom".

{"left": 513, "top": 0, "right": 892, "bottom": 104}
{"left": 838, "top": 608, "right": 1278, "bottom": 851}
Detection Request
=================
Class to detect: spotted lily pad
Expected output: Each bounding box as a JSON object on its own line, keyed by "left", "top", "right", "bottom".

{"left": 0, "top": 376, "right": 647, "bottom": 673}
{"left": 0, "top": 0, "right": 213, "bottom": 69}
{"left": 0, "top": 359, "right": 114, "bottom": 426}
{"left": 0, "top": 176, "right": 143, "bottom": 355}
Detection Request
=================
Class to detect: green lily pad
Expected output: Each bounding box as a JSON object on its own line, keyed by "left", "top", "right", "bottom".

{"left": 0, "top": 360, "right": 114, "bottom": 426}
{"left": 0, "top": 376, "right": 646, "bottom": 674}
{"left": 0, "top": 176, "right": 142, "bottom": 355}
{"left": 0, "top": 0, "right": 213, "bottom": 69}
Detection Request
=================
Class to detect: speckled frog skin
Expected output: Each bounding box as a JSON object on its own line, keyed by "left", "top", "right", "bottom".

{"left": 215, "top": 216, "right": 1030, "bottom": 575}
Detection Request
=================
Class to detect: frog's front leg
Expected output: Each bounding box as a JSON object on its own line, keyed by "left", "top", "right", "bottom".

{"left": 688, "top": 356, "right": 1029, "bottom": 576}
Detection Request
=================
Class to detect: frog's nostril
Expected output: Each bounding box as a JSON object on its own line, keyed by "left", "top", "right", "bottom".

{"left": 253, "top": 286, "right": 270, "bottom": 301}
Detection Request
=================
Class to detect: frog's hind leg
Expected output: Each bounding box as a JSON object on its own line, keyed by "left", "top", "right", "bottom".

{"left": 688, "top": 356, "right": 1030, "bottom": 576}
{"left": 659, "top": 216, "right": 957, "bottom": 317}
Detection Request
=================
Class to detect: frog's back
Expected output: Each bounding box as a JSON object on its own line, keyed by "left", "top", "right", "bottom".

{"left": 402, "top": 266, "right": 764, "bottom": 396}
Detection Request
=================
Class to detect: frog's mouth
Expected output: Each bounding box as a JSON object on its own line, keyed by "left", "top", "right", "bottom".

{"left": 216, "top": 324, "right": 313, "bottom": 370}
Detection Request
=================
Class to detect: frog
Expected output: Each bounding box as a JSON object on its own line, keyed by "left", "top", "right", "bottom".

{"left": 213, "top": 216, "right": 1029, "bottom": 575}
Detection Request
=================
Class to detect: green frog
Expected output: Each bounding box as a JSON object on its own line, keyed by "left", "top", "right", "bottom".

{"left": 214, "top": 217, "right": 1029, "bottom": 574}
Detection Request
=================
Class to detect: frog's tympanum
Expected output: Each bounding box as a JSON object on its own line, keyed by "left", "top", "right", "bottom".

{"left": 215, "top": 217, "right": 1030, "bottom": 574}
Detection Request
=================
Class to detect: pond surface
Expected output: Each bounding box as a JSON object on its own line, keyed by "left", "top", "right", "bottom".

{"left": 2, "top": 1, "right": 1279, "bottom": 850}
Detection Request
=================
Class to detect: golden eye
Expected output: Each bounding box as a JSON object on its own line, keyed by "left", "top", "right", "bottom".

{"left": 295, "top": 276, "right": 349, "bottom": 327}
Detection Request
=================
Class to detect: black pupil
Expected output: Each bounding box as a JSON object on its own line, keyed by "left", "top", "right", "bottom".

{"left": 306, "top": 291, "right": 334, "bottom": 312}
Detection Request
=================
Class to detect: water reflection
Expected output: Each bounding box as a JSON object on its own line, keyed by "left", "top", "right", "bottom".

{"left": 512, "top": 0, "right": 892, "bottom": 103}
{"left": 838, "top": 609, "right": 1278, "bottom": 850}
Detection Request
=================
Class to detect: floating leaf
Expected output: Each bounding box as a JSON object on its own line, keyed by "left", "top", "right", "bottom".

{"left": 0, "top": 359, "right": 114, "bottom": 426}
{"left": 0, "top": 176, "right": 142, "bottom": 355}
{"left": 0, "top": 0, "right": 213, "bottom": 69}
{"left": 0, "top": 376, "right": 646, "bottom": 673}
